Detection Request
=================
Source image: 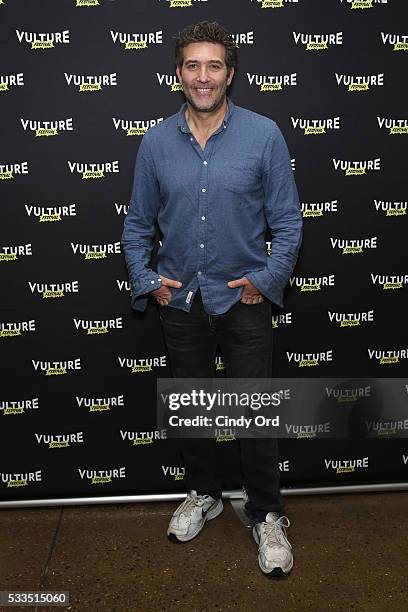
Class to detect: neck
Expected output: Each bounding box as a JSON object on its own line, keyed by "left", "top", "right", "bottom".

{"left": 185, "top": 97, "right": 228, "bottom": 135}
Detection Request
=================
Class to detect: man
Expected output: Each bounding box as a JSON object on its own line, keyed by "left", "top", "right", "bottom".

{"left": 121, "top": 20, "right": 302, "bottom": 577}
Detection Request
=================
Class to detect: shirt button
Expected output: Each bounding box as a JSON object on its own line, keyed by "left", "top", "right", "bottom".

{"left": 201, "top": 188, "right": 206, "bottom": 193}
{"left": 197, "top": 271, "right": 202, "bottom": 276}
{"left": 190, "top": 137, "right": 194, "bottom": 142}
{"left": 200, "top": 243, "right": 204, "bottom": 248}
{"left": 201, "top": 216, "right": 206, "bottom": 221}
{"left": 224, "top": 125, "right": 227, "bottom": 129}
{"left": 150, "top": 280, "right": 155, "bottom": 284}
{"left": 203, "top": 161, "right": 208, "bottom": 165}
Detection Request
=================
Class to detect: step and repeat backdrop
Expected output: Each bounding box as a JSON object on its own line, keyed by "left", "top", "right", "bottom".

{"left": 1, "top": 0, "right": 407, "bottom": 505}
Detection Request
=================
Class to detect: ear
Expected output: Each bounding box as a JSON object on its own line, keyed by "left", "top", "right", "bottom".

{"left": 227, "top": 66, "right": 235, "bottom": 86}
{"left": 176, "top": 66, "right": 182, "bottom": 83}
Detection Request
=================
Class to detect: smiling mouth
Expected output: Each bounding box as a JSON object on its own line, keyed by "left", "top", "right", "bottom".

{"left": 195, "top": 87, "right": 214, "bottom": 93}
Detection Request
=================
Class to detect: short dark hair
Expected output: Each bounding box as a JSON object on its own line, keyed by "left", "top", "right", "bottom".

{"left": 175, "top": 21, "right": 238, "bottom": 74}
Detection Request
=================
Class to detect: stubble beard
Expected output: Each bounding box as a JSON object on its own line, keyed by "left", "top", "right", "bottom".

{"left": 182, "top": 81, "right": 228, "bottom": 114}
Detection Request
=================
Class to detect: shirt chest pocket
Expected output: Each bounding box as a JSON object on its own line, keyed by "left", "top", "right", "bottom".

{"left": 222, "top": 163, "right": 262, "bottom": 195}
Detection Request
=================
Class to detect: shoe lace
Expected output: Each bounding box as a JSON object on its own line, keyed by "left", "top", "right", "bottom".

{"left": 263, "top": 515, "right": 291, "bottom": 549}
{"left": 179, "top": 491, "right": 205, "bottom": 516}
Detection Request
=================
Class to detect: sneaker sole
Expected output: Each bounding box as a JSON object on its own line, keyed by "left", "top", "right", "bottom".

{"left": 167, "top": 499, "right": 224, "bottom": 543}
{"left": 252, "top": 526, "right": 293, "bottom": 576}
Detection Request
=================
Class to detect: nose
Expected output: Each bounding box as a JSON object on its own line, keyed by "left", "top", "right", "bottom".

{"left": 197, "top": 65, "right": 210, "bottom": 82}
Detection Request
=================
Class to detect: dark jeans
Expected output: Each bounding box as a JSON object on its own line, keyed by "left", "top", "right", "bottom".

{"left": 159, "top": 289, "right": 283, "bottom": 522}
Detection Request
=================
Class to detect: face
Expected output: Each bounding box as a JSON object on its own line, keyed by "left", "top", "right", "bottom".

{"left": 176, "top": 42, "right": 234, "bottom": 113}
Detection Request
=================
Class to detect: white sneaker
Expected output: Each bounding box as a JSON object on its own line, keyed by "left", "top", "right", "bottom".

{"left": 253, "top": 512, "right": 293, "bottom": 576}
{"left": 167, "top": 490, "right": 223, "bottom": 543}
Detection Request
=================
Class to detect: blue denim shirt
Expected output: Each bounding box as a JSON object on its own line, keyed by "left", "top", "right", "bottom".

{"left": 121, "top": 98, "right": 302, "bottom": 315}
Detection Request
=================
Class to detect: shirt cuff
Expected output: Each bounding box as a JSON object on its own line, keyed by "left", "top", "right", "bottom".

{"left": 131, "top": 295, "right": 149, "bottom": 312}
{"left": 245, "top": 269, "right": 284, "bottom": 308}
{"left": 130, "top": 271, "right": 162, "bottom": 312}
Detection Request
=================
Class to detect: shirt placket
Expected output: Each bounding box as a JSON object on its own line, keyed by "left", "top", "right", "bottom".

{"left": 187, "top": 121, "right": 227, "bottom": 309}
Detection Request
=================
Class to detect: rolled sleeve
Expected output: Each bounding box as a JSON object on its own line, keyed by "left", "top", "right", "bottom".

{"left": 246, "top": 125, "right": 303, "bottom": 307}
{"left": 121, "top": 136, "right": 162, "bottom": 312}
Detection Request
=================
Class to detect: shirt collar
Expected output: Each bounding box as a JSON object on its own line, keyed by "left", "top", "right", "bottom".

{"left": 177, "top": 97, "right": 235, "bottom": 134}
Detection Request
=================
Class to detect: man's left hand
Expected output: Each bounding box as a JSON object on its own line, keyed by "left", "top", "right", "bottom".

{"left": 227, "top": 277, "right": 264, "bottom": 304}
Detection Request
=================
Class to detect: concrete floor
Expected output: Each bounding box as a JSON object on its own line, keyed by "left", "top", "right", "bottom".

{"left": 1, "top": 491, "right": 408, "bottom": 612}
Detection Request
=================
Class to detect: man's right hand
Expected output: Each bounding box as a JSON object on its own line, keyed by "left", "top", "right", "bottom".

{"left": 151, "top": 276, "right": 182, "bottom": 306}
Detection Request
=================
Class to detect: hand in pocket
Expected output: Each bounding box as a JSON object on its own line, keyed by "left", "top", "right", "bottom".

{"left": 151, "top": 276, "right": 182, "bottom": 306}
